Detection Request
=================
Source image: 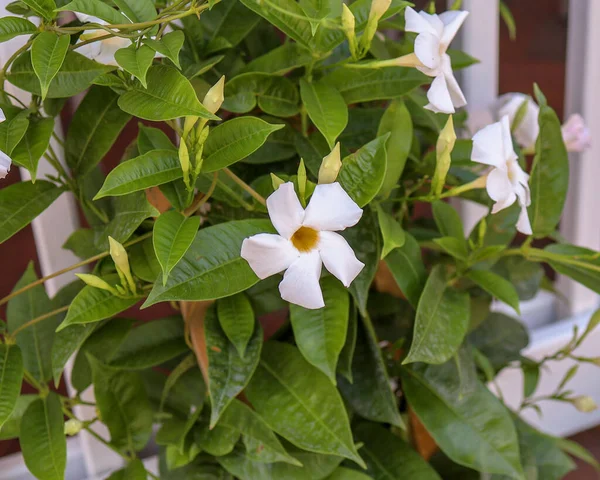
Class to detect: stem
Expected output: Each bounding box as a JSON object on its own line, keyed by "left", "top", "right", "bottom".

{"left": 222, "top": 168, "right": 266, "bottom": 206}
{"left": 11, "top": 306, "right": 69, "bottom": 336}
{"left": 2, "top": 91, "right": 27, "bottom": 108}
{"left": 23, "top": 369, "right": 46, "bottom": 392}
{"left": 0, "top": 232, "right": 153, "bottom": 308}
{"left": 184, "top": 172, "right": 218, "bottom": 216}
{"left": 1, "top": 40, "right": 33, "bottom": 81}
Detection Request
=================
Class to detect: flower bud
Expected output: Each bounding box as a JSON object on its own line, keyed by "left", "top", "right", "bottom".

{"left": 183, "top": 116, "right": 198, "bottom": 138}
{"left": 178, "top": 140, "right": 191, "bottom": 188}
{"left": 203, "top": 75, "right": 225, "bottom": 114}
{"left": 562, "top": 114, "right": 591, "bottom": 153}
{"left": 318, "top": 143, "right": 342, "bottom": 184}
{"left": 369, "top": 0, "right": 392, "bottom": 20}
{"left": 64, "top": 419, "right": 83, "bottom": 436}
{"left": 297, "top": 159, "right": 307, "bottom": 205}
{"left": 572, "top": 395, "right": 597, "bottom": 413}
{"left": 432, "top": 115, "right": 456, "bottom": 196}
{"left": 76, "top": 273, "right": 118, "bottom": 295}
{"left": 359, "top": 0, "right": 392, "bottom": 54}
{"left": 271, "top": 173, "right": 285, "bottom": 190}
{"left": 341, "top": 4, "right": 358, "bottom": 58}
{"left": 108, "top": 236, "right": 136, "bottom": 294}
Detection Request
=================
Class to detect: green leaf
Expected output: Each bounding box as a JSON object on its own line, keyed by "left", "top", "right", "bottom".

{"left": 468, "top": 313, "right": 529, "bottom": 371}
{"left": 195, "top": 419, "right": 239, "bottom": 456}
{"left": 20, "top": 393, "right": 66, "bottom": 480}
{"left": 21, "top": 0, "right": 56, "bottom": 19}
{"left": 12, "top": 117, "right": 54, "bottom": 182}
{"left": 217, "top": 293, "right": 255, "bottom": 359}
{"left": 383, "top": 232, "right": 427, "bottom": 307}
{"left": 152, "top": 211, "right": 200, "bottom": 285}
{"left": 8, "top": 263, "right": 62, "bottom": 382}
{"left": 115, "top": 45, "right": 155, "bottom": 88}
{"left": 339, "top": 315, "right": 403, "bottom": 428}
{"left": 51, "top": 322, "right": 98, "bottom": 387}
{"left": 433, "top": 237, "right": 468, "bottom": 261}
{"left": 143, "top": 31, "right": 184, "bottom": 68}
{"left": 203, "top": 0, "right": 261, "bottom": 51}
{"left": 403, "top": 265, "right": 470, "bottom": 365}
{"left": 528, "top": 86, "right": 569, "bottom": 237}
{"left": 0, "top": 395, "right": 37, "bottom": 440}
{"left": 467, "top": 270, "right": 520, "bottom": 314}
{"left": 119, "top": 65, "right": 218, "bottom": 121}
{"left": 246, "top": 341, "right": 365, "bottom": 467}
{"left": 223, "top": 73, "right": 300, "bottom": 117}
{"left": 323, "top": 67, "right": 428, "bottom": 104}
{"left": 338, "top": 134, "right": 388, "bottom": 207}
{"left": 402, "top": 361, "right": 524, "bottom": 479}
{"left": 243, "top": 121, "right": 296, "bottom": 164}
{"left": 0, "top": 17, "right": 37, "bottom": 43}
{"left": 109, "top": 316, "right": 187, "bottom": 369}
{"left": 65, "top": 86, "right": 131, "bottom": 175}
{"left": 89, "top": 356, "right": 153, "bottom": 452}
{"left": 31, "top": 32, "right": 70, "bottom": 100}
{"left": 241, "top": 43, "right": 312, "bottom": 75}
{"left": 205, "top": 306, "right": 263, "bottom": 428}
{"left": 337, "top": 306, "right": 357, "bottom": 382}
{"left": 57, "top": 0, "right": 127, "bottom": 23}
{"left": 377, "top": 99, "right": 413, "bottom": 196}
{"left": 95, "top": 149, "right": 182, "bottom": 198}
{"left": 544, "top": 244, "right": 600, "bottom": 294}
{"left": 376, "top": 205, "right": 405, "bottom": 259}
{"left": 300, "top": 79, "right": 348, "bottom": 149}
{"left": 355, "top": 423, "right": 441, "bottom": 479}
{"left": 145, "top": 220, "right": 275, "bottom": 306}
{"left": 112, "top": 0, "right": 156, "bottom": 22}
{"left": 129, "top": 237, "right": 161, "bottom": 282}
{"left": 290, "top": 277, "right": 349, "bottom": 383}
{"left": 432, "top": 200, "right": 465, "bottom": 242}
{"left": 0, "top": 111, "right": 29, "bottom": 155}
{"left": 203, "top": 116, "right": 284, "bottom": 172}
{"left": 326, "top": 467, "right": 371, "bottom": 480}
{"left": 106, "top": 459, "right": 148, "bottom": 480}
{"left": 0, "top": 344, "right": 23, "bottom": 428}
{"left": 8, "top": 50, "right": 112, "bottom": 98}
{"left": 57, "top": 284, "right": 140, "bottom": 331}
{"left": 137, "top": 124, "right": 175, "bottom": 153}
{"left": 556, "top": 437, "right": 600, "bottom": 472}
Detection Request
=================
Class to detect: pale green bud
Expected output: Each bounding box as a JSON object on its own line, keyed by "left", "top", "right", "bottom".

{"left": 183, "top": 116, "right": 198, "bottom": 138}
{"left": 318, "top": 143, "right": 342, "bottom": 184}
{"left": 298, "top": 159, "right": 307, "bottom": 206}
{"left": 431, "top": 115, "right": 456, "bottom": 197}
{"left": 359, "top": 0, "right": 392, "bottom": 54}
{"left": 203, "top": 75, "right": 225, "bottom": 114}
{"left": 76, "top": 273, "right": 118, "bottom": 295}
{"left": 572, "top": 395, "right": 598, "bottom": 413}
{"left": 271, "top": 173, "right": 285, "bottom": 190}
{"left": 179, "top": 140, "right": 191, "bottom": 189}
{"left": 369, "top": 0, "right": 392, "bottom": 20}
{"left": 108, "top": 236, "right": 136, "bottom": 294}
{"left": 341, "top": 4, "right": 358, "bottom": 58}
{"left": 64, "top": 419, "right": 83, "bottom": 436}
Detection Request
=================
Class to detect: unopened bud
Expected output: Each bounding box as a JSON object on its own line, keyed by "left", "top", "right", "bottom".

{"left": 271, "top": 173, "right": 285, "bottom": 190}
{"left": 203, "top": 75, "right": 225, "bottom": 114}
{"left": 183, "top": 116, "right": 198, "bottom": 138}
{"left": 431, "top": 115, "right": 456, "bottom": 196}
{"left": 64, "top": 419, "right": 83, "bottom": 436}
{"left": 342, "top": 4, "right": 358, "bottom": 59}
{"left": 318, "top": 143, "right": 342, "bottom": 184}
{"left": 572, "top": 395, "right": 598, "bottom": 413}
{"left": 359, "top": 0, "right": 392, "bottom": 54}
{"left": 108, "top": 236, "right": 136, "bottom": 294}
{"left": 76, "top": 274, "right": 118, "bottom": 295}
{"left": 179, "top": 140, "right": 191, "bottom": 188}
{"left": 369, "top": 0, "right": 392, "bottom": 20}
{"left": 298, "top": 159, "right": 307, "bottom": 205}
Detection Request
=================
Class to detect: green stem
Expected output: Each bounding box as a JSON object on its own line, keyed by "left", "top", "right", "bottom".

{"left": 223, "top": 168, "right": 266, "bottom": 206}
{"left": 1, "top": 39, "right": 33, "bottom": 82}
{"left": 11, "top": 306, "right": 69, "bottom": 337}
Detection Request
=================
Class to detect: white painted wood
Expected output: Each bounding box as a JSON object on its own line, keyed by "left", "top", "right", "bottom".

{"left": 557, "top": 0, "right": 600, "bottom": 316}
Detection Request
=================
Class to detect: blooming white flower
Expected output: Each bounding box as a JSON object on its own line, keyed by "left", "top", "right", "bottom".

{"left": 471, "top": 116, "right": 532, "bottom": 235}
{"left": 562, "top": 113, "right": 591, "bottom": 153}
{"left": 74, "top": 13, "right": 132, "bottom": 66}
{"left": 241, "top": 182, "right": 364, "bottom": 309}
{"left": 404, "top": 7, "right": 469, "bottom": 114}
{"left": 0, "top": 108, "right": 11, "bottom": 180}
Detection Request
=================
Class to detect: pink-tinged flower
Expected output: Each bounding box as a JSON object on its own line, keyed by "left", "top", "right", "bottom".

{"left": 562, "top": 114, "right": 591, "bottom": 153}
{"left": 241, "top": 182, "right": 364, "bottom": 309}
{"left": 471, "top": 116, "right": 532, "bottom": 235}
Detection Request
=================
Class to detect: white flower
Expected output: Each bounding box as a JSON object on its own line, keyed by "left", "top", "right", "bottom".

{"left": 562, "top": 114, "right": 591, "bottom": 153}
{"left": 494, "top": 93, "right": 539, "bottom": 150}
{"left": 0, "top": 108, "right": 11, "bottom": 180}
{"left": 241, "top": 182, "right": 364, "bottom": 309}
{"left": 75, "top": 13, "right": 132, "bottom": 66}
{"left": 471, "top": 116, "right": 532, "bottom": 235}
{"left": 404, "top": 7, "right": 469, "bottom": 114}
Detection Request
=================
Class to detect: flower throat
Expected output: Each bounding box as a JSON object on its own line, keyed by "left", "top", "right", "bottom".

{"left": 291, "top": 226, "right": 319, "bottom": 252}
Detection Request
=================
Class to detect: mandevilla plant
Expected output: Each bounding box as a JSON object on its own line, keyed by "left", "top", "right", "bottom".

{"left": 1, "top": 0, "right": 600, "bottom": 479}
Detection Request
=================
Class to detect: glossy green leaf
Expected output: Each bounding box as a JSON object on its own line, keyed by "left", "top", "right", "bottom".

{"left": 243, "top": 121, "right": 296, "bottom": 165}
{"left": 115, "top": 45, "right": 155, "bottom": 88}
{"left": 11, "top": 117, "right": 54, "bottom": 182}
{"left": 337, "top": 306, "right": 357, "bottom": 383}
{"left": 403, "top": 265, "right": 469, "bottom": 365}
{"left": 355, "top": 423, "right": 441, "bottom": 479}
{"left": 51, "top": 322, "right": 98, "bottom": 387}
{"left": 528, "top": 86, "right": 569, "bottom": 237}
{"left": 21, "top": 0, "right": 56, "bottom": 19}
{"left": 0, "top": 395, "right": 37, "bottom": 440}
{"left": 112, "top": 0, "right": 156, "bottom": 22}
{"left": 109, "top": 316, "right": 187, "bottom": 369}
{"left": 205, "top": 305, "right": 262, "bottom": 428}
{"left": 95, "top": 149, "right": 182, "bottom": 198}
{"left": 137, "top": 124, "right": 175, "bottom": 154}
{"left": 217, "top": 293, "right": 255, "bottom": 359}
{"left": 376, "top": 205, "right": 405, "bottom": 259}
{"left": 106, "top": 459, "right": 147, "bottom": 480}
{"left": 223, "top": 73, "right": 300, "bottom": 117}
{"left": 65, "top": 86, "right": 132, "bottom": 175}
{"left": 338, "top": 315, "right": 403, "bottom": 428}
{"left": 467, "top": 270, "right": 520, "bottom": 314}
{"left": 323, "top": 67, "right": 428, "bottom": 104}
{"left": 326, "top": 467, "right": 371, "bottom": 480}
{"left": 129, "top": 237, "right": 161, "bottom": 283}
{"left": 0, "top": 110, "right": 29, "bottom": 158}
{"left": 383, "top": 232, "right": 427, "bottom": 307}
{"left": 195, "top": 419, "right": 240, "bottom": 457}
{"left": 145, "top": 220, "right": 275, "bottom": 306}
{"left": 57, "top": 0, "right": 127, "bottom": 24}
{"left": 290, "top": 277, "right": 349, "bottom": 383}
{"left": 89, "top": 356, "right": 153, "bottom": 452}
{"left": 203, "top": 0, "right": 261, "bottom": 52}
{"left": 0, "top": 344, "right": 23, "bottom": 428}
{"left": 143, "top": 31, "right": 184, "bottom": 68}
{"left": 432, "top": 200, "right": 465, "bottom": 242}
{"left": 338, "top": 134, "right": 388, "bottom": 207}
{"left": 31, "top": 32, "right": 70, "bottom": 100}
{"left": 300, "top": 79, "right": 348, "bottom": 149}
{"left": 8, "top": 263, "right": 62, "bottom": 382}
{"left": 20, "top": 393, "right": 66, "bottom": 480}
{"left": 401, "top": 361, "right": 523, "bottom": 479}
{"left": 433, "top": 237, "right": 468, "bottom": 261}
{"left": 203, "top": 116, "right": 284, "bottom": 172}
{"left": 157, "top": 408, "right": 201, "bottom": 450}
{"left": 8, "top": 51, "right": 112, "bottom": 98}
{"left": 544, "top": 244, "right": 600, "bottom": 294}
{"left": 0, "top": 17, "right": 37, "bottom": 43}
{"left": 493, "top": 256, "right": 544, "bottom": 301}
{"left": 119, "top": 65, "right": 218, "bottom": 121}
{"left": 242, "top": 43, "right": 312, "bottom": 75}
{"left": 246, "top": 341, "right": 365, "bottom": 467}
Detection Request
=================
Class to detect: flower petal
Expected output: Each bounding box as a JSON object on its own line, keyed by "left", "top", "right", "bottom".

{"left": 241, "top": 233, "right": 298, "bottom": 279}
{"left": 303, "top": 183, "right": 362, "bottom": 232}
{"left": 500, "top": 115, "right": 518, "bottom": 163}
{"left": 472, "top": 121, "right": 506, "bottom": 168}
{"left": 266, "top": 182, "right": 305, "bottom": 239}
{"left": 414, "top": 32, "right": 442, "bottom": 70}
{"left": 0, "top": 108, "right": 5, "bottom": 123}
{"left": 439, "top": 10, "right": 469, "bottom": 48}
{"left": 562, "top": 114, "right": 591, "bottom": 152}
{"left": 516, "top": 205, "right": 532, "bottom": 235}
{"left": 0, "top": 150, "right": 11, "bottom": 180}
{"left": 496, "top": 93, "right": 539, "bottom": 149}
{"left": 279, "top": 251, "right": 324, "bottom": 309}
{"left": 405, "top": 7, "right": 443, "bottom": 36}
{"left": 424, "top": 74, "right": 455, "bottom": 114}
{"left": 487, "top": 167, "right": 516, "bottom": 213}
{"left": 441, "top": 55, "right": 467, "bottom": 108}
{"left": 318, "top": 231, "right": 364, "bottom": 287}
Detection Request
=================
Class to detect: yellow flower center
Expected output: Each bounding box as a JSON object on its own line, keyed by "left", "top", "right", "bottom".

{"left": 291, "top": 226, "right": 319, "bottom": 253}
